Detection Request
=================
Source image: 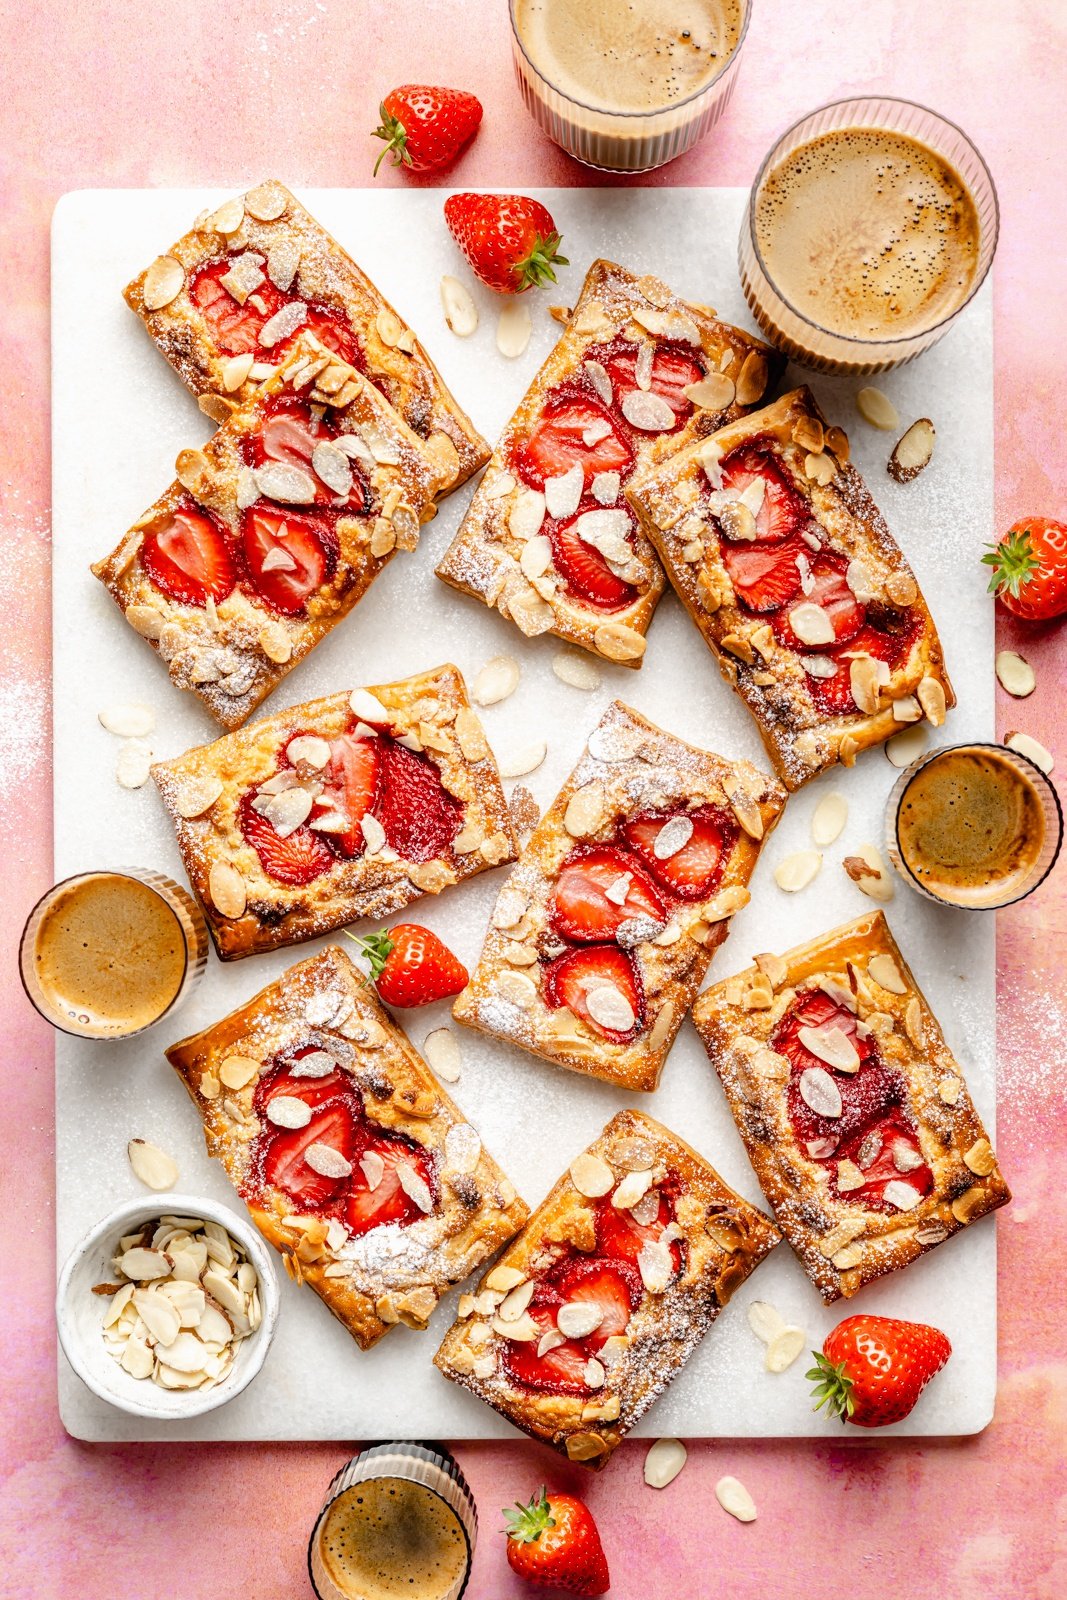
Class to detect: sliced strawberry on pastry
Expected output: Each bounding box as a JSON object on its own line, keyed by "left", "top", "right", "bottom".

{"left": 772, "top": 551, "right": 866, "bottom": 651}
{"left": 502, "top": 1296, "right": 590, "bottom": 1395}
{"left": 261, "top": 1102, "right": 358, "bottom": 1209}
{"left": 594, "top": 1189, "right": 682, "bottom": 1276}
{"left": 549, "top": 1256, "right": 642, "bottom": 1349}
{"left": 721, "top": 534, "right": 805, "bottom": 614}
{"left": 344, "top": 1136, "right": 437, "bottom": 1236}
{"left": 256, "top": 1057, "right": 350, "bottom": 1114}
{"left": 376, "top": 740, "right": 462, "bottom": 863}
{"left": 248, "top": 398, "right": 369, "bottom": 511}
{"left": 599, "top": 339, "right": 705, "bottom": 428}
{"left": 273, "top": 304, "right": 361, "bottom": 368}
{"left": 314, "top": 733, "right": 381, "bottom": 858}
{"left": 238, "top": 791, "right": 336, "bottom": 886}
{"left": 775, "top": 989, "right": 911, "bottom": 1153}
{"left": 189, "top": 259, "right": 291, "bottom": 356}
{"left": 542, "top": 944, "right": 644, "bottom": 1044}
{"left": 242, "top": 503, "right": 338, "bottom": 616}
{"left": 549, "top": 514, "right": 639, "bottom": 611}
{"left": 830, "top": 1111, "right": 934, "bottom": 1211}
{"left": 804, "top": 615, "right": 922, "bottom": 717}
{"left": 717, "top": 443, "right": 808, "bottom": 543}
{"left": 515, "top": 390, "right": 634, "bottom": 492}
{"left": 622, "top": 806, "right": 738, "bottom": 900}
{"left": 550, "top": 845, "right": 665, "bottom": 943}
{"left": 140, "top": 500, "right": 239, "bottom": 607}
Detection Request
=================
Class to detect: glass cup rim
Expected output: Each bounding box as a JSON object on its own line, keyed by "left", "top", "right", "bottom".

{"left": 746, "top": 93, "right": 1000, "bottom": 348}
{"left": 19, "top": 868, "right": 193, "bottom": 1040}
{"left": 507, "top": 0, "right": 752, "bottom": 123}
{"left": 888, "top": 740, "right": 1063, "bottom": 910}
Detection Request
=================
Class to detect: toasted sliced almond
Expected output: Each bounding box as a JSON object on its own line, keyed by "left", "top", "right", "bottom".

{"left": 621, "top": 389, "right": 675, "bottom": 431}
{"left": 486, "top": 1264, "right": 527, "bottom": 1294}
{"left": 585, "top": 983, "right": 635, "bottom": 1032}
{"left": 765, "top": 1325, "right": 806, "bottom": 1374}
{"left": 799, "top": 1024, "right": 860, "bottom": 1074}
{"left": 644, "top": 1437, "right": 687, "bottom": 1489}
{"left": 222, "top": 351, "right": 255, "bottom": 392}
{"left": 219, "top": 1054, "right": 259, "bottom": 1090}
{"left": 883, "top": 1179, "right": 923, "bottom": 1211}
{"left": 98, "top": 702, "right": 155, "bottom": 739}
{"left": 788, "top": 602, "right": 836, "bottom": 646}
{"left": 557, "top": 1301, "right": 604, "bottom": 1340}
{"left": 685, "top": 373, "right": 736, "bottom": 410}
{"left": 244, "top": 181, "right": 288, "bottom": 221}
{"left": 565, "top": 783, "right": 605, "bottom": 838}
{"left": 889, "top": 417, "right": 936, "bottom": 482}
{"left": 143, "top": 255, "right": 185, "bottom": 310}
{"left": 799, "top": 1066, "right": 842, "bottom": 1119}
{"left": 868, "top": 953, "right": 907, "bottom": 994}
{"left": 715, "top": 1476, "right": 757, "bottom": 1523}
{"left": 422, "top": 1027, "right": 462, "bottom": 1083}
{"left": 811, "top": 791, "right": 847, "bottom": 847}
{"left": 916, "top": 676, "right": 947, "bottom": 727}
{"left": 509, "top": 489, "right": 546, "bottom": 542}
{"left": 774, "top": 850, "right": 822, "bottom": 893}
{"left": 735, "top": 350, "right": 769, "bottom": 405}
{"left": 127, "top": 1140, "right": 178, "bottom": 1191}
{"left": 856, "top": 386, "right": 900, "bottom": 430}
{"left": 995, "top": 650, "right": 1036, "bottom": 698}
{"left": 266, "top": 1095, "right": 313, "bottom": 1129}
{"left": 965, "top": 1138, "right": 996, "bottom": 1176}
{"left": 886, "top": 724, "right": 929, "bottom": 767}
{"left": 305, "top": 1143, "right": 353, "bottom": 1180}
{"left": 1006, "top": 730, "right": 1054, "bottom": 774}
{"left": 570, "top": 1152, "right": 615, "bottom": 1198}
{"left": 842, "top": 844, "right": 894, "bottom": 903}
{"left": 496, "top": 299, "right": 532, "bottom": 359}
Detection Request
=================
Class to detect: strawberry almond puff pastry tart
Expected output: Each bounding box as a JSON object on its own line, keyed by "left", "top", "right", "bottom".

{"left": 452, "top": 700, "right": 786, "bottom": 1092}
{"left": 626, "top": 387, "right": 955, "bottom": 788}
{"left": 693, "top": 911, "right": 1010, "bottom": 1303}
{"left": 124, "top": 179, "right": 488, "bottom": 492}
{"left": 434, "top": 1108, "right": 779, "bottom": 1468}
{"left": 92, "top": 335, "right": 450, "bottom": 730}
{"left": 166, "top": 946, "right": 529, "bottom": 1350}
{"left": 435, "top": 258, "right": 783, "bottom": 669}
{"left": 151, "top": 665, "right": 517, "bottom": 960}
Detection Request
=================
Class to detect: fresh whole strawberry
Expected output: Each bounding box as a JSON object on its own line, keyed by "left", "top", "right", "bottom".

{"left": 373, "top": 85, "right": 483, "bottom": 175}
{"left": 504, "top": 1487, "right": 610, "bottom": 1597}
{"left": 349, "top": 922, "right": 468, "bottom": 1008}
{"left": 809, "top": 1314, "right": 952, "bottom": 1428}
{"left": 444, "top": 192, "right": 568, "bottom": 294}
{"left": 982, "top": 516, "right": 1067, "bottom": 620}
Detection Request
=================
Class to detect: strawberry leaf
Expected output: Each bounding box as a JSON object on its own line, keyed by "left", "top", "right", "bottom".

{"left": 342, "top": 927, "right": 395, "bottom": 983}
{"left": 807, "top": 1351, "right": 856, "bottom": 1422}
{"left": 981, "top": 529, "right": 1041, "bottom": 599}
{"left": 503, "top": 1486, "right": 556, "bottom": 1543}
{"left": 514, "top": 230, "right": 569, "bottom": 292}
{"left": 372, "top": 104, "right": 414, "bottom": 176}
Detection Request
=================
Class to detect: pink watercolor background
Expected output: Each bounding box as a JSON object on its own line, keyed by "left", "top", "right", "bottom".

{"left": 2, "top": 2, "right": 1065, "bottom": 1596}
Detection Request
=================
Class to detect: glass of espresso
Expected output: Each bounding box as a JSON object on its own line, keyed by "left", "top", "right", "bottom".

{"left": 885, "top": 744, "right": 1062, "bottom": 910}
{"left": 308, "top": 1443, "right": 476, "bottom": 1600}
{"left": 509, "top": 0, "right": 750, "bottom": 172}
{"left": 19, "top": 869, "right": 208, "bottom": 1039}
{"left": 739, "top": 97, "right": 998, "bottom": 372}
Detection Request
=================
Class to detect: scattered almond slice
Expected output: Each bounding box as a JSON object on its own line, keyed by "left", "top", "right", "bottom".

{"left": 799, "top": 1066, "right": 842, "bottom": 1118}
{"left": 811, "top": 791, "right": 847, "bottom": 847}
{"left": 552, "top": 650, "right": 602, "bottom": 691}
{"left": 885, "top": 723, "right": 929, "bottom": 768}
{"left": 842, "top": 843, "right": 894, "bottom": 902}
{"left": 472, "top": 654, "right": 520, "bottom": 706}
{"left": 774, "top": 850, "right": 822, "bottom": 892}
{"left": 569, "top": 1153, "right": 615, "bottom": 1198}
{"left": 496, "top": 299, "right": 532, "bottom": 359}
{"left": 995, "top": 650, "right": 1036, "bottom": 698}
{"left": 127, "top": 1139, "right": 178, "bottom": 1191}
{"left": 765, "top": 1325, "right": 806, "bottom": 1374}
{"left": 1005, "top": 730, "right": 1053, "bottom": 774}
{"left": 115, "top": 739, "right": 153, "bottom": 790}
{"left": 746, "top": 1300, "right": 786, "bottom": 1345}
{"left": 715, "top": 1476, "right": 757, "bottom": 1523}
{"left": 498, "top": 740, "right": 547, "bottom": 779}
{"left": 440, "top": 275, "right": 478, "bottom": 336}
{"left": 644, "top": 1437, "right": 687, "bottom": 1489}
{"left": 98, "top": 702, "right": 155, "bottom": 739}
{"left": 856, "top": 386, "right": 900, "bottom": 431}
{"left": 888, "top": 417, "right": 936, "bottom": 483}
{"left": 142, "top": 255, "right": 184, "bottom": 311}
{"left": 422, "top": 1027, "right": 462, "bottom": 1083}
{"left": 868, "top": 953, "right": 907, "bottom": 994}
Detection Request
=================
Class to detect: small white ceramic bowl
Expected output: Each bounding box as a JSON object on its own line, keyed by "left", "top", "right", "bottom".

{"left": 57, "top": 1192, "right": 280, "bottom": 1421}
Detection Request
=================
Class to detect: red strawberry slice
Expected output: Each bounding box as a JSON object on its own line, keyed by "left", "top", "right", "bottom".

{"left": 242, "top": 504, "right": 338, "bottom": 616}
{"left": 502, "top": 1297, "right": 590, "bottom": 1395}
{"left": 598, "top": 340, "right": 704, "bottom": 429}
{"left": 717, "top": 443, "right": 808, "bottom": 543}
{"left": 261, "top": 1102, "right": 357, "bottom": 1209}
{"left": 775, "top": 988, "right": 874, "bottom": 1076}
{"left": 274, "top": 304, "right": 360, "bottom": 368}
{"left": 251, "top": 399, "right": 372, "bottom": 513}
{"left": 238, "top": 791, "right": 335, "bottom": 886}
{"left": 344, "top": 1136, "right": 436, "bottom": 1237}
{"left": 550, "top": 846, "right": 665, "bottom": 943}
{"left": 622, "top": 806, "right": 739, "bottom": 901}
{"left": 549, "top": 513, "right": 639, "bottom": 611}
{"left": 595, "top": 1189, "right": 682, "bottom": 1276}
{"left": 550, "top": 1257, "right": 642, "bottom": 1350}
{"left": 377, "top": 741, "right": 462, "bottom": 863}
{"left": 189, "top": 259, "right": 290, "bottom": 356}
{"left": 516, "top": 390, "right": 634, "bottom": 492}
{"left": 543, "top": 944, "right": 643, "bottom": 1043}
{"left": 140, "top": 500, "right": 239, "bottom": 608}
{"left": 315, "top": 733, "right": 381, "bottom": 858}
{"left": 805, "top": 616, "right": 922, "bottom": 717}
{"left": 256, "top": 1059, "right": 349, "bottom": 1115}
{"left": 721, "top": 533, "right": 804, "bottom": 614}
{"left": 772, "top": 551, "right": 866, "bottom": 651}
{"left": 775, "top": 989, "right": 910, "bottom": 1151}
{"left": 830, "top": 1112, "right": 935, "bottom": 1211}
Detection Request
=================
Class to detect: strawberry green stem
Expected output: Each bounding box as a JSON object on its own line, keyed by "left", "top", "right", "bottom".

{"left": 981, "top": 528, "right": 1041, "bottom": 599}
{"left": 503, "top": 1486, "right": 557, "bottom": 1543}
{"left": 371, "top": 105, "right": 413, "bottom": 176}
{"left": 806, "top": 1351, "right": 856, "bottom": 1422}
{"left": 513, "top": 231, "right": 569, "bottom": 292}
{"left": 342, "top": 927, "right": 395, "bottom": 984}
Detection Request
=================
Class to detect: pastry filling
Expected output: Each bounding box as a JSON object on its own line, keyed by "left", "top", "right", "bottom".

{"left": 189, "top": 256, "right": 360, "bottom": 367}
{"left": 773, "top": 987, "right": 933, "bottom": 1211}
{"left": 542, "top": 810, "right": 738, "bottom": 1043}
{"left": 246, "top": 1048, "right": 437, "bottom": 1237}
{"left": 238, "top": 718, "right": 462, "bottom": 887}
{"left": 709, "top": 440, "right": 922, "bottom": 716}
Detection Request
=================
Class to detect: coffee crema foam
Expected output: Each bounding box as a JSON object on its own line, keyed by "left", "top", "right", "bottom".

{"left": 318, "top": 1481, "right": 468, "bottom": 1600}
{"left": 754, "top": 127, "right": 981, "bottom": 340}
{"left": 513, "top": 0, "right": 742, "bottom": 114}
{"left": 897, "top": 748, "right": 1046, "bottom": 907}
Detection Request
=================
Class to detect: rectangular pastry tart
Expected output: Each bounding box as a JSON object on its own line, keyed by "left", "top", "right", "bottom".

{"left": 435, "top": 257, "right": 782, "bottom": 668}
{"left": 434, "top": 1108, "right": 779, "bottom": 1467}
{"left": 124, "top": 179, "right": 488, "bottom": 493}
{"left": 452, "top": 699, "right": 786, "bottom": 1091}
{"left": 151, "top": 664, "right": 518, "bottom": 960}
{"left": 692, "top": 910, "right": 1010, "bottom": 1303}
{"left": 166, "top": 946, "right": 529, "bottom": 1350}
{"left": 92, "top": 336, "right": 448, "bottom": 730}
{"left": 626, "top": 387, "right": 955, "bottom": 787}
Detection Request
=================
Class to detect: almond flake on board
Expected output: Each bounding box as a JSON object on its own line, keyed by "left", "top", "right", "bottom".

{"left": 644, "top": 1437, "right": 687, "bottom": 1490}
{"left": 1005, "top": 730, "right": 1054, "bottom": 774}
{"left": 995, "top": 650, "right": 1036, "bottom": 698}
{"left": 496, "top": 299, "right": 532, "bottom": 358}
{"left": 774, "top": 850, "right": 822, "bottom": 892}
{"left": 440, "top": 275, "right": 478, "bottom": 336}
{"left": 422, "top": 1027, "right": 462, "bottom": 1083}
{"left": 127, "top": 1140, "right": 179, "bottom": 1191}
{"left": 715, "top": 1476, "right": 757, "bottom": 1523}
{"left": 810, "top": 792, "right": 847, "bottom": 847}
{"left": 98, "top": 702, "right": 155, "bottom": 739}
{"left": 885, "top": 724, "right": 928, "bottom": 768}
{"left": 888, "top": 417, "right": 936, "bottom": 482}
{"left": 746, "top": 1300, "right": 785, "bottom": 1344}
{"left": 856, "top": 386, "right": 900, "bottom": 430}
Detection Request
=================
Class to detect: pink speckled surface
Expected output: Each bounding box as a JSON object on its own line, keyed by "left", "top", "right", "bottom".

{"left": 2, "top": 3, "right": 1065, "bottom": 1596}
